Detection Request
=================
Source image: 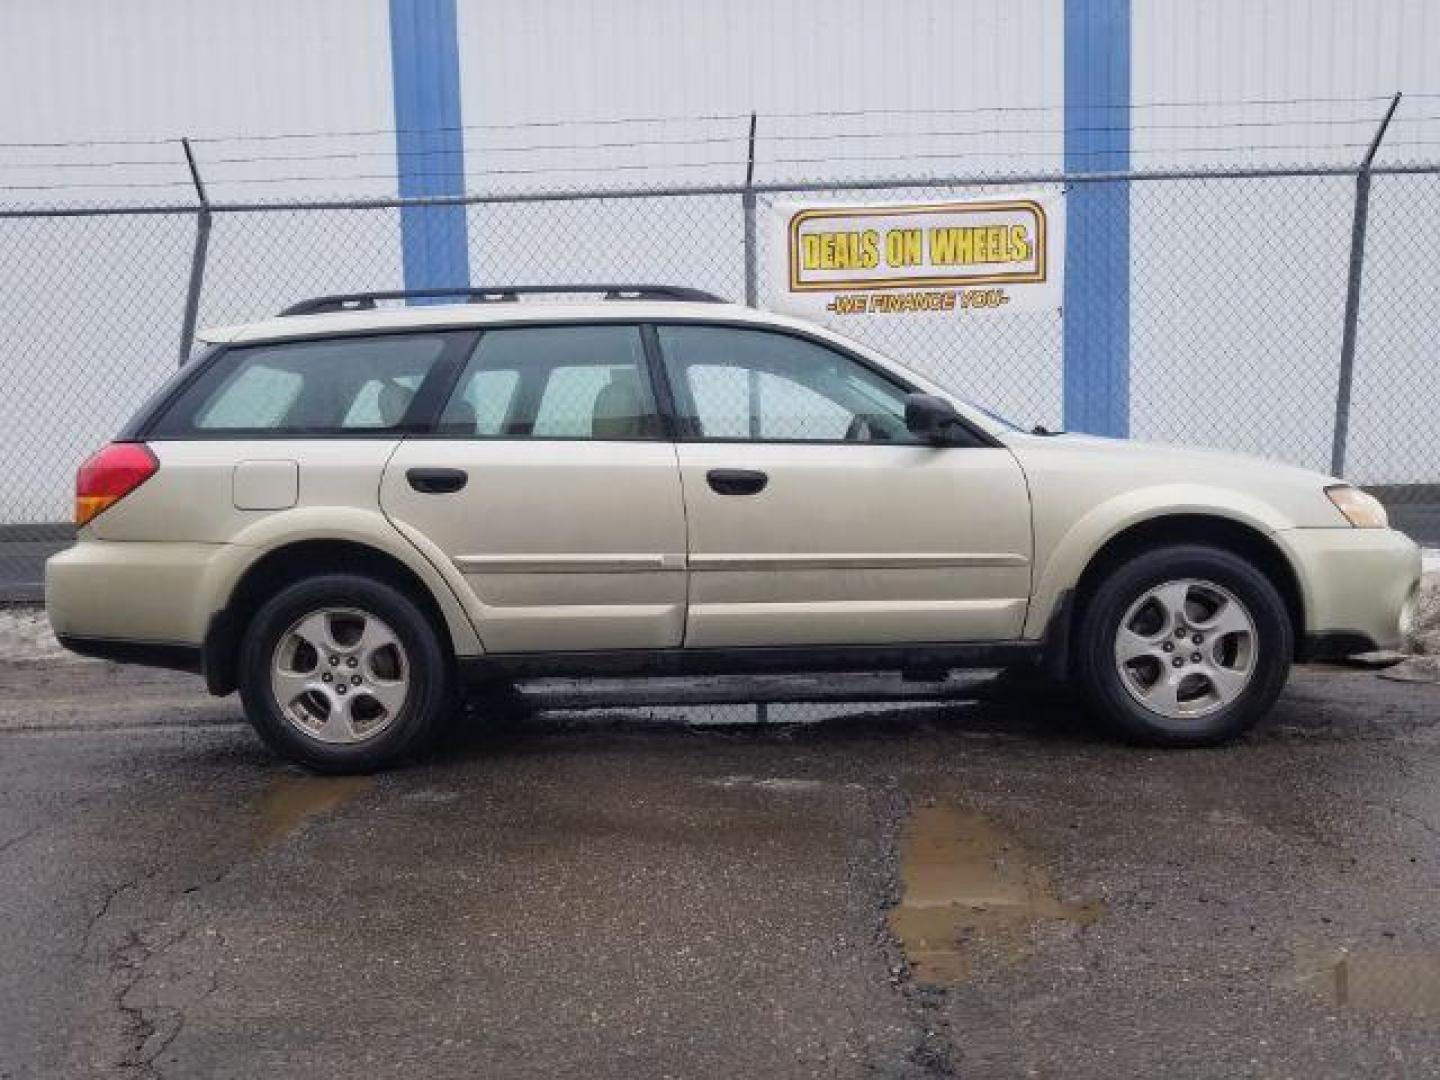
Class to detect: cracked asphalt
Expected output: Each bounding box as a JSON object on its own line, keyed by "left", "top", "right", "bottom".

{"left": 2, "top": 657, "right": 1439, "bottom": 1079}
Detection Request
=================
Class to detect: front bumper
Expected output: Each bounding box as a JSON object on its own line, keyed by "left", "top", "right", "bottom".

{"left": 1276, "top": 527, "right": 1422, "bottom": 658}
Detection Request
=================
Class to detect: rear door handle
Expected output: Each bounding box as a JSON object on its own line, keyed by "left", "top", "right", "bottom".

{"left": 407, "top": 467, "right": 468, "bottom": 494}
{"left": 706, "top": 468, "right": 768, "bottom": 496}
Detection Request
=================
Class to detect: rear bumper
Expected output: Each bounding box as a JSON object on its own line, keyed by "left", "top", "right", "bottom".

{"left": 46, "top": 540, "right": 228, "bottom": 648}
{"left": 1277, "top": 526, "right": 1422, "bottom": 658}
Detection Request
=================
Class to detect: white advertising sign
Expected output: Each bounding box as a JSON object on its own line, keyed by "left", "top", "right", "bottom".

{"left": 766, "top": 193, "right": 1064, "bottom": 318}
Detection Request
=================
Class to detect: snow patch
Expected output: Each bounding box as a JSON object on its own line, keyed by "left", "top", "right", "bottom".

{"left": 1411, "top": 568, "right": 1439, "bottom": 656}
{"left": 710, "top": 776, "right": 832, "bottom": 792}
{"left": 0, "top": 606, "right": 77, "bottom": 663}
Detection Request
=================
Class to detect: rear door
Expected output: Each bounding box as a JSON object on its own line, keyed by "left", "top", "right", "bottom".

{"left": 654, "top": 323, "right": 1033, "bottom": 648}
{"left": 380, "top": 323, "right": 688, "bottom": 653}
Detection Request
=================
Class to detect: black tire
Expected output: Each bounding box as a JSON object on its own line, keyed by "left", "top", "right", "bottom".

{"left": 1073, "top": 543, "right": 1293, "bottom": 747}
{"left": 239, "top": 573, "right": 453, "bottom": 773}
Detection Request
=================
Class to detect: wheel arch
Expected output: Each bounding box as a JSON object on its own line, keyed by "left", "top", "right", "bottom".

{"left": 203, "top": 538, "right": 469, "bottom": 696}
{"left": 1052, "top": 514, "right": 1306, "bottom": 673}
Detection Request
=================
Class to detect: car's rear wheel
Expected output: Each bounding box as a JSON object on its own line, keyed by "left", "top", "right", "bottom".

{"left": 239, "top": 574, "right": 452, "bottom": 772}
{"left": 1074, "top": 544, "right": 1293, "bottom": 746}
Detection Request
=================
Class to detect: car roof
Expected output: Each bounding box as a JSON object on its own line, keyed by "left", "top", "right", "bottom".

{"left": 199, "top": 300, "right": 789, "bottom": 344}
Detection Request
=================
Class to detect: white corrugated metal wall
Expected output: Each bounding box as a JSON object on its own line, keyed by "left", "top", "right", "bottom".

{"left": 1129, "top": 0, "right": 1440, "bottom": 482}
{"left": 3, "top": 2, "right": 1432, "bottom": 188}
{"left": 0, "top": 0, "right": 1437, "bottom": 528}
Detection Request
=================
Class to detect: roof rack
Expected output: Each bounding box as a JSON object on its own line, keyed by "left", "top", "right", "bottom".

{"left": 279, "top": 284, "right": 727, "bottom": 316}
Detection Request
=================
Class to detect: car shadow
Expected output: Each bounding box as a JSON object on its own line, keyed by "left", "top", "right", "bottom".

{"left": 430, "top": 667, "right": 1109, "bottom": 765}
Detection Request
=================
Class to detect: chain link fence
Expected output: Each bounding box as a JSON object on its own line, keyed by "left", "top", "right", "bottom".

{"left": 2, "top": 165, "right": 1438, "bottom": 601}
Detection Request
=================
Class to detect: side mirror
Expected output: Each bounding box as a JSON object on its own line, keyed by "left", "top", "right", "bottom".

{"left": 904, "top": 393, "right": 966, "bottom": 444}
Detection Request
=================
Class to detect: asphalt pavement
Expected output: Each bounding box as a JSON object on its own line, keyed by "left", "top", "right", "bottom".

{"left": 1, "top": 659, "right": 1439, "bottom": 1079}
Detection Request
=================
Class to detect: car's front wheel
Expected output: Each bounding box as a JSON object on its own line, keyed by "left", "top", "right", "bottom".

{"left": 239, "top": 574, "right": 452, "bottom": 772}
{"left": 1073, "top": 544, "right": 1293, "bottom": 746}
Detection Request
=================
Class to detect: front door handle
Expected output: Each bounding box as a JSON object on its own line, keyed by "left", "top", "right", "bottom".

{"left": 407, "top": 467, "right": 468, "bottom": 494}
{"left": 706, "top": 468, "right": 768, "bottom": 496}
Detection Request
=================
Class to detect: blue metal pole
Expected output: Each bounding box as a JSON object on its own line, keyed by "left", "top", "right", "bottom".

{"left": 389, "top": 0, "right": 470, "bottom": 300}
{"left": 1063, "top": 0, "right": 1131, "bottom": 436}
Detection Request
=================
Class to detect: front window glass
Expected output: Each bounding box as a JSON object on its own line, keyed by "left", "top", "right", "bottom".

{"left": 656, "top": 324, "right": 917, "bottom": 443}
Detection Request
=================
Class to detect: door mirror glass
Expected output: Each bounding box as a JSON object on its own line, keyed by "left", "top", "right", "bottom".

{"left": 904, "top": 393, "right": 967, "bottom": 444}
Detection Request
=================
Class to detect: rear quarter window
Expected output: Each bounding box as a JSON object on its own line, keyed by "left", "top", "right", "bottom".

{"left": 149, "top": 333, "right": 459, "bottom": 437}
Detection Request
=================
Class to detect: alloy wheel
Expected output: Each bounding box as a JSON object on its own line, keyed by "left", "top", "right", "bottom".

{"left": 1113, "top": 578, "right": 1258, "bottom": 719}
{"left": 270, "top": 607, "right": 410, "bottom": 744}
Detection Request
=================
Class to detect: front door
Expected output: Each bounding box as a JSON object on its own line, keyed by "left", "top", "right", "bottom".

{"left": 381, "top": 323, "right": 687, "bottom": 653}
{"left": 654, "top": 323, "right": 1033, "bottom": 648}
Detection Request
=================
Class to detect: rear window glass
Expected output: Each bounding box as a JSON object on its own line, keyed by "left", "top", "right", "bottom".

{"left": 438, "top": 325, "right": 658, "bottom": 439}
{"left": 150, "top": 334, "right": 454, "bottom": 436}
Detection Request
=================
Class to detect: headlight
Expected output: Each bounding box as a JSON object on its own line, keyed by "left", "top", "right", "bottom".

{"left": 1326, "top": 485, "right": 1389, "bottom": 528}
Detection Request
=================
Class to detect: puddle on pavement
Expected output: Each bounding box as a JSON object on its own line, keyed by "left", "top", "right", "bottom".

{"left": 1295, "top": 946, "right": 1440, "bottom": 1016}
{"left": 254, "top": 774, "right": 373, "bottom": 848}
{"left": 889, "top": 800, "right": 1102, "bottom": 984}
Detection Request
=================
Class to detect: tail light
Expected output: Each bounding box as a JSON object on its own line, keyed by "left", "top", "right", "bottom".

{"left": 75, "top": 442, "right": 159, "bottom": 526}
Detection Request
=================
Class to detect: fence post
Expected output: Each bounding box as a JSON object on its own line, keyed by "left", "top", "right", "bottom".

{"left": 177, "top": 137, "right": 212, "bottom": 366}
{"left": 741, "top": 111, "right": 758, "bottom": 307}
{"left": 1330, "top": 92, "right": 1401, "bottom": 477}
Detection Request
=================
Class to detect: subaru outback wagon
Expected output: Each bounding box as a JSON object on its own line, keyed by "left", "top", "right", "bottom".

{"left": 47, "top": 285, "right": 1421, "bottom": 772}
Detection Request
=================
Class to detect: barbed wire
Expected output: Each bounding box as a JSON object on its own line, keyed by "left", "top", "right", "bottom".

{"left": 0, "top": 89, "right": 1432, "bottom": 194}
{"left": 5, "top": 122, "right": 1440, "bottom": 188}
{"left": 8, "top": 140, "right": 1434, "bottom": 193}
{"left": 8, "top": 160, "right": 1440, "bottom": 217}
{"left": 0, "top": 92, "right": 1426, "bottom": 152}
{"left": 9, "top": 110, "right": 1439, "bottom": 174}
